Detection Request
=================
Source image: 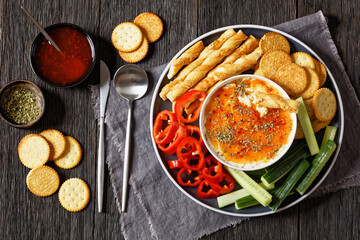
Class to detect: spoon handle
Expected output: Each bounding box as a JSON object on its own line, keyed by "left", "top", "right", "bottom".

{"left": 97, "top": 116, "right": 105, "bottom": 212}
{"left": 122, "top": 101, "right": 133, "bottom": 212}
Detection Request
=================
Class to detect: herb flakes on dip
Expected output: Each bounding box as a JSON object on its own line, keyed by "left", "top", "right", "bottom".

{"left": 204, "top": 77, "right": 296, "bottom": 169}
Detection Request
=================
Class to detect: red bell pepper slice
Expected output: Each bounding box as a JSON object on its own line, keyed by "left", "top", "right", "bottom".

{"left": 177, "top": 167, "right": 203, "bottom": 187}
{"left": 197, "top": 180, "right": 220, "bottom": 199}
{"left": 168, "top": 160, "right": 183, "bottom": 169}
{"left": 202, "top": 156, "right": 223, "bottom": 184}
{"left": 208, "top": 172, "right": 235, "bottom": 195}
{"left": 158, "top": 125, "right": 187, "bottom": 155}
{"left": 153, "top": 110, "right": 179, "bottom": 145}
{"left": 176, "top": 137, "right": 205, "bottom": 171}
{"left": 184, "top": 125, "right": 204, "bottom": 146}
{"left": 174, "top": 90, "right": 206, "bottom": 123}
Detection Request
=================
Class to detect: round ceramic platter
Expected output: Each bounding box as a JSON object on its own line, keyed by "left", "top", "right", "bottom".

{"left": 150, "top": 25, "right": 344, "bottom": 217}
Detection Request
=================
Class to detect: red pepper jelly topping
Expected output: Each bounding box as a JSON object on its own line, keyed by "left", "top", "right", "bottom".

{"left": 34, "top": 27, "right": 92, "bottom": 85}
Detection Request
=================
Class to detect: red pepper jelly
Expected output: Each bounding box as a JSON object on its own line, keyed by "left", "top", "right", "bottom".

{"left": 34, "top": 26, "right": 93, "bottom": 86}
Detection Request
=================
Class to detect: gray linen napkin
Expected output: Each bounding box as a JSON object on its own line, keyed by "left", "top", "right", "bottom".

{"left": 90, "top": 11, "right": 360, "bottom": 240}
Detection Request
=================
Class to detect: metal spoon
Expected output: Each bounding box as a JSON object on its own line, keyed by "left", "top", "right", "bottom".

{"left": 113, "top": 64, "right": 148, "bottom": 212}
{"left": 20, "top": 5, "right": 62, "bottom": 52}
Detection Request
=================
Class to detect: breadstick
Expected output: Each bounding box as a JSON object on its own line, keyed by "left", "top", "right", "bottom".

{"left": 167, "top": 30, "right": 248, "bottom": 102}
{"left": 159, "top": 29, "right": 236, "bottom": 100}
{"left": 167, "top": 41, "right": 205, "bottom": 79}
{"left": 211, "top": 47, "right": 263, "bottom": 83}
{"left": 253, "top": 92, "right": 299, "bottom": 113}
{"left": 192, "top": 35, "right": 259, "bottom": 92}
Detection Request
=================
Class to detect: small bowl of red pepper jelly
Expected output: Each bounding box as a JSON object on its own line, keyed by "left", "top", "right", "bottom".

{"left": 30, "top": 23, "right": 96, "bottom": 88}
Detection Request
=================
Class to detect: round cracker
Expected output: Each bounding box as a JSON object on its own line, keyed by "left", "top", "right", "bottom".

{"left": 312, "top": 119, "right": 331, "bottom": 133}
{"left": 259, "top": 32, "right": 290, "bottom": 54}
{"left": 274, "top": 63, "right": 308, "bottom": 96}
{"left": 304, "top": 98, "right": 316, "bottom": 120}
{"left": 26, "top": 166, "right": 60, "bottom": 197}
{"left": 40, "top": 129, "right": 66, "bottom": 160}
{"left": 312, "top": 88, "right": 337, "bottom": 122}
{"left": 111, "top": 22, "right": 143, "bottom": 52}
{"left": 134, "top": 12, "right": 163, "bottom": 43}
{"left": 54, "top": 136, "right": 82, "bottom": 169}
{"left": 314, "top": 59, "right": 327, "bottom": 87}
{"left": 294, "top": 118, "right": 330, "bottom": 140}
{"left": 291, "top": 52, "right": 316, "bottom": 69}
{"left": 259, "top": 50, "right": 292, "bottom": 80}
{"left": 294, "top": 122, "right": 305, "bottom": 140}
{"left": 58, "top": 178, "right": 90, "bottom": 212}
{"left": 18, "top": 134, "right": 50, "bottom": 169}
{"left": 119, "top": 36, "right": 149, "bottom": 63}
{"left": 296, "top": 67, "right": 320, "bottom": 99}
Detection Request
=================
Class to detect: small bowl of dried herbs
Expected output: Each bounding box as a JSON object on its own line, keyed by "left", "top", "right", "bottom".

{"left": 0, "top": 80, "right": 45, "bottom": 128}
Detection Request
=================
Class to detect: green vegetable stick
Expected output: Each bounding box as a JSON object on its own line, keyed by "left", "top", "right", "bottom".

{"left": 297, "top": 97, "right": 319, "bottom": 155}
{"left": 320, "top": 126, "right": 337, "bottom": 148}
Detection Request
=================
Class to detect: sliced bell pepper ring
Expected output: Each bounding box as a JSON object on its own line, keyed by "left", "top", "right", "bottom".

{"left": 202, "top": 156, "right": 223, "bottom": 184}
{"left": 176, "top": 137, "right": 205, "bottom": 171}
{"left": 184, "top": 125, "right": 204, "bottom": 147}
{"left": 158, "top": 125, "right": 187, "bottom": 155}
{"left": 197, "top": 180, "right": 220, "bottom": 199}
{"left": 174, "top": 90, "right": 206, "bottom": 123}
{"left": 208, "top": 172, "right": 235, "bottom": 195}
{"left": 177, "top": 167, "right": 203, "bottom": 187}
{"left": 153, "top": 110, "right": 179, "bottom": 145}
{"left": 168, "top": 160, "right": 183, "bottom": 169}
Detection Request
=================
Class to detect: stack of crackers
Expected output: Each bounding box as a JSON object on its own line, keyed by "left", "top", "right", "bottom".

{"left": 160, "top": 30, "right": 337, "bottom": 138}
{"left": 111, "top": 12, "right": 163, "bottom": 63}
{"left": 18, "top": 129, "right": 90, "bottom": 212}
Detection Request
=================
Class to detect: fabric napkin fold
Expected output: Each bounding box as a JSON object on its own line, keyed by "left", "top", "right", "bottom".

{"left": 90, "top": 11, "right": 360, "bottom": 240}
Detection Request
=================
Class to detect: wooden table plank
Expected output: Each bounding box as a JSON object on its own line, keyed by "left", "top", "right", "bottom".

{"left": 0, "top": 0, "right": 359, "bottom": 239}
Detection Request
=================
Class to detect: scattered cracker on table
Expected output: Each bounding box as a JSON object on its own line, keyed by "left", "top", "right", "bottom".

{"left": 26, "top": 166, "right": 60, "bottom": 197}
{"left": 313, "top": 88, "right": 337, "bottom": 122}
{"left": 54, "top": 136, "right": 82, "bottom": 169}
{"left": 119, "top": 36, "right": 149, "bottom": 63}
{"left": 18, "top": 134, "right": 50, "bottom": 169}
{"left": 259, "top": 32, "right": 290, "bottom": 54}
{"left": 58, "top": 178, "right": 90, "bottom": 212}
{"left": 134, "top": 12, "right": 163, "bottom": 43}
{"left": 314, "top": 59, "right": 327, "bottom": 87}
{"left": 259, "top": 49, "right": 292, "bottom": 80}
{"left": 40, "top": 129, "right": 66, "bottom": 161}
{"left": 291, "top": 52, "right": 316, "bottom": 69}
{"left": 111, "top": 22, "right": 143, "bottom": 52}
{"left": 274, "top": 63, "right": 308, "bottom": 96}
{"left": 296, "top": 67, "right": 320, "bottom": 99}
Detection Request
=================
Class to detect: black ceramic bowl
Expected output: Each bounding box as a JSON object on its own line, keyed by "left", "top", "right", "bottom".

{"left": 30, "top": 23, "right": 96, "bottom": 88}
{"left": 0, "top": 80, "right": 45, "bottom": 128}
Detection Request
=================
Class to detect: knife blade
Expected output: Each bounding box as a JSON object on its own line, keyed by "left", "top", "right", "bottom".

{"left": 97, "top": 60, "right": 110, "bottom": 213}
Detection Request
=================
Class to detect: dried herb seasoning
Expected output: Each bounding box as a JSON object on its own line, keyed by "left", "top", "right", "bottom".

{"left": 0, "top": 87, "right": 40, "bottom": 124}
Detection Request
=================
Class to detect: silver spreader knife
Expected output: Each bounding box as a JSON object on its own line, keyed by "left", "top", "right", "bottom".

{"left": 97, "top": 60, "right": 111, "bottom": 213}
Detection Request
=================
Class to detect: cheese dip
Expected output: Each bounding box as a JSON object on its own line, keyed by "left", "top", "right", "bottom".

{"left": 204, "top": 77, "right": 293, "bottom": 167}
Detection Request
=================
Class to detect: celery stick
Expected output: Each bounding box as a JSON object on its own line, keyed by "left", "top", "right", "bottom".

{"left": 225, "top": 166, "right": 272, "bottom": 207}
{"left": 297, "top": 97, "right": 319, "bottom": 155}
{"left": 320, "top": 126, "right": 337, "bottom": 148}
{"left": 217, "top": 182, "right": 274, "bottom": 208}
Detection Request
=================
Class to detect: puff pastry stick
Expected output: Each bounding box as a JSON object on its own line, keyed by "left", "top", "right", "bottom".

{"left": 192, "top": 35, "right": 258, "bottom": 92}
{"left": 254, "top": 92, "right": 299, "bottom": 113}
{"left": 211, "top": 47, "right": 263, "bottom": 83}
{"left": 167, "top": 30, "right": 247, "bottom": 102}
{"left": 159, "top": 29, "right": 236, "bottom": 100}
{"left": 167, "top": 41, "right": 205, "bottom": 79}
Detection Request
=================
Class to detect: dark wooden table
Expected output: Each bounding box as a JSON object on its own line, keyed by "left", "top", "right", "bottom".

{"left": 1, "top": 0, "right": 359, "bottom": 239}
